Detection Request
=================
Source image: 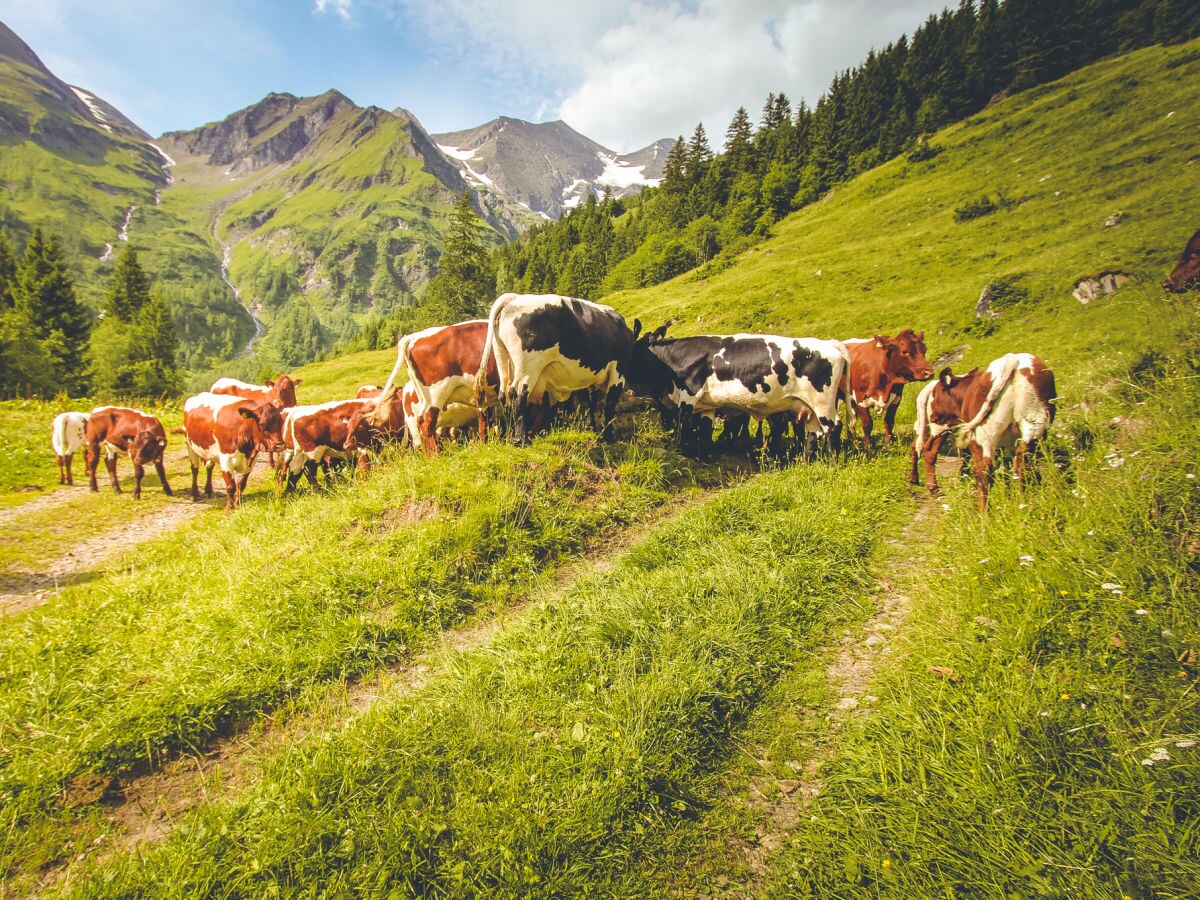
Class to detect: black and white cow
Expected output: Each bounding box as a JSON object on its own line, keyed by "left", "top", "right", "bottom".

{"left": 627, "top": 330, "right": 852, "bottom": 458}
{"left": 476, "top": 293, "right": 636, "bottom": 442}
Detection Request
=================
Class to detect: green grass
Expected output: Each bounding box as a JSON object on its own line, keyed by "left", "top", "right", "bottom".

{"left": 66, "top": 454, "right": 901, "bottom": 897}
{"left": 0, "top": 430, "right": 692, "bottom": 885}
{"left": 288, "top": 346, "right": 400, "bottom": 402}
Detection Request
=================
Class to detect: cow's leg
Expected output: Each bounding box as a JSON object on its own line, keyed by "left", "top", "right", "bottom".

{"left": 203, "top": 463, "right": 215, "bottom": 498}
{"left": 969, "top": 442, "right": 992, "bottom": 511}
{"left": 856, "top": 404, "right": 875, "bottom": 456}
{"left": 477, "top": 408, "right": 488, "bottom": 444}
{"left": 221, "top": 470, "right": 238, "bottom": 511}
{"left": 86, "top": 444, "right": 100, "bottom": 492}
{"left": 155, "top": 460, "right": 172, "bottom": 496}
{"left": 921, "top": 432, "right": 948, "bottom": 495}
{"left": 526, "top": 394, "right": 552, "bottom": 441}
{"left": 302, "top": 460, "right": 321, "bottom": 489}
{"left": 600, "top": 385, "right": 622, "bottom": 441}
{"left": 421, "top": 407, "right": 441, "bottom": 454}
{"left": 106, "top": 451, "right": 122, "bottom": 493}
{"left": 513, "top": 387, "right": 530, "bottom": 445}
{"left": 908, "top": 443, "right": 921, "bottom": 485}
{"left": 828, "top": 420, "right": 844, "bottom": 457}
{"left": 132, "top": 460, "right": 145, "bottom": 499}
{"left": 882, "top": 399, "right": 900, "bottom": 445}
{"left": 56, "top": 454, "right": 66, "bottom": 485}
{"left": 190, "top": 462, "right": 201, "bottom": 501}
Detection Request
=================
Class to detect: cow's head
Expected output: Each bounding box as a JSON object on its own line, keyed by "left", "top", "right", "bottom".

{"left": 267, "top": 374, "right": 302, "bottom": 408}
{"left": 626, "top": 323, "right": 677, "bottom": 404}
{"left": 239, "top": 402, "right": 286, "bottom": 451}
{"left": 1163, "top": 229, "right": 1200, "bottom": 293}
{"left": 877, "top": 329, "right": 935, "bottom": 381}
{"left": 929, "top": 366, "right": 979, "bottom": 425}
{"left": 132, "top": 429, "right": 167, "bottom": 465}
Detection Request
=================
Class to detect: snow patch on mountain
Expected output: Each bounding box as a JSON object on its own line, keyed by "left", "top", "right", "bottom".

{"left": 70, "top": 86, "right": 112, "bottom": 132}
{"left": 437, "top": 144, "right": 496, "bottom": 189}
{"left": 596, "top": 152, "right": 659, "bottom": 190}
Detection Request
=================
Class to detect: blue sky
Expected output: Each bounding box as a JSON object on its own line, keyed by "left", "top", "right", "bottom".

{"left": 0, "top": 0, "right": 951, "bottom": 152}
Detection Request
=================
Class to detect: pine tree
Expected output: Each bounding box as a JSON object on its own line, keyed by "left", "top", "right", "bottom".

{"left": 686, "top": 123, "right": 713, "bottom": 178}
{"left": 12, "top": 228, "right": 91, "bottom": 395}
{"left": 661, "top": 136, "right": 689, "bottom": 193}
{"left": 422, "top": 191, "right": 495, "bottom": 324}
{"left": 723, "top": 107, "right": 754, "bottom": 175}
{"left": 135, "top": 286, "right": 180, "bottom": 395}
{"left": 106, "top": 243, "right": 151, "bottom": 322}
{"left": 0, "top": 233, "right": 14, "bottom": 309}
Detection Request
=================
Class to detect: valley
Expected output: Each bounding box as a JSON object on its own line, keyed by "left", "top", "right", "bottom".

{"left": 0, "top": 19, "right": 1197, "bottom": 900}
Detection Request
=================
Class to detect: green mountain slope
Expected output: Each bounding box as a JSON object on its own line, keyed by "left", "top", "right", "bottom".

{"left": 605, "top": 40, "right": 1199, "bottom": 384}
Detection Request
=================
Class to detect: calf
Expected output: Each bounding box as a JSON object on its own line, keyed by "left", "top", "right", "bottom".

{"left": 477, "top": 294, "right": 635, "bottom": 443}
{"left": 843, "top": 329, "right": 934, "bottom": 454}
{"left": 182, "top": 392, "right": 285, "bottom": 511}
{"left": 627, "top": 330, "right": 852, "bottom": 459}
{"left": 1163, "top": 228, "right": 1200, "bottom": 293}
{"left": 280, "top": 394, "right": 404, "bottom": 491}
{"left": 915, "top": 354, "right": 1056, "bottom": 509}
{"left": 50, "top": 411, "right": 89, "bottom": 485}
{"left": 374, "top": 320, "right": 499, "bottom": 452}
{"left": 211, "top": 374, "right": 302, "bottom": 465}
{"left": 85, "top": 407, "right": 173, "bottom": 499}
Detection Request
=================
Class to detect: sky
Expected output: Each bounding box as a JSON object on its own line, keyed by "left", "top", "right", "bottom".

{"left": 0, "top": 0, "right": 952, "bottom": 152}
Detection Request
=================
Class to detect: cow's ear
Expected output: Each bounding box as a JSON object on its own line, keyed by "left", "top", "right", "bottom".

{"left": 238, "top": 407, "right": 260, "bottom": 422}
{"left": 873, "top": 335, "right": 888, "bottom": 350}
{"left": 263, "top": 378, "right": 275, "bottom": 388}
{"left": 293, "top": 379, "right": 303, "bottom": 386}
{"left": 939, "top": 367, "right": 955, "bottom": 386}
{"left": 632, "top": 318, "right": 642, "bottom": 341}
{"left": 917, "top": 330, "right": 925, "bottom": 342}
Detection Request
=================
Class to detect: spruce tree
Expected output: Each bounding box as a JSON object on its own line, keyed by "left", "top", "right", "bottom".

{"left": 0, "top": 233, "right": 14, "bottom": 309}
{"left": 135, "top": 286, "right": 180, "bottom": 395}
{"left": 723, "top": 107, "right": 754, "bottom": 175}
{"left": 12, "top": 228, "right": 91, "bottom": 395}
{"left": 661, "top": 137, "right": 689, "bottom": 193}
{"left": 106, "top": 243, "right": 151, "bottom": 322}
{"left": 422, "top": 191, "right": 495, "bottom": 324}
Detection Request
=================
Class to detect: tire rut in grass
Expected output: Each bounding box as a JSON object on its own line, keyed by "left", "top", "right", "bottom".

{"left": 40, "top": 485, "right": 724, "bottom": 887}
{"left": 735, "top": 456, "right": 956, "bottom": 889}
{"left": 1, "top": 498, "right": 214, "bottom": 616}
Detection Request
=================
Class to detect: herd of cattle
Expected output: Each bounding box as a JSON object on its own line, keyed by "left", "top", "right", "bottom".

{"left": 46, "top": 289, "right": 1068, "bottom": 514}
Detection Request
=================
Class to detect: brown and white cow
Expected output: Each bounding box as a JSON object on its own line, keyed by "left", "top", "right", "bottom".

{"left": 911, "top": 354, "right": 1056, "bottom": 510}
{"left": 373, "top": 320, "right": 499, "bottom": 453}
{"left": 85, "top": 407, "right": 173, "bottom": 499}
{"left": 356, "top": 385, "right": 383, "bottom": 398}
{"left": 182, "top": 392, "right": 285, "bottom": 511}
{"left": 477, "top": 294, "right": 636, "bottom": 443}
{"left": 211, "top": 374, "right": 302, "bottom": 464}
{"left": 51, "top": 411, "right": 90, "bottom": 485}
{"left": 279, "top": 394, "right": 404, "bottom": 491}
{"left": 843, "top": 329, "right": 934, "bottom": 454}
{"left": 1163, "top": 228, "right": 1200, "bottom": 293}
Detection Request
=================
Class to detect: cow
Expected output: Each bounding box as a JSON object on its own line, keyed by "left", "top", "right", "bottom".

{"left": 50, "top": 411, "right": 90, "bottom": 485}
{"left": 908, "top": 377, "right": 962, "bottom": 494}
{"left": 626, "top": 330, "right": 852, "bottom": 459}
{"left": 911, "top": 354, "right": 1056, "bottom": 509}
{"left": 279, "top": 394, "right": 405, "bottom": 491}
{"left": 85, "top": 407, "right": 173, "bottom": 499}
{"left": 372, "top": 320, "right": 499, "bottom": 453}
{"left": 181, "top": 393, "right": 286, "bottom": 511}
{"left": 356, "top": 385, "right": 383, "bottom": 398}
{"left": 843, "top": 329, "right": 935, "bottom": 454}
{"left": 211, "top": 374, "right": 302, "bottom": 465}
{"left": 475, "top": 294, "right": 635, "bottom": 443}
{"left": 1163, "top": 228, "right": 1200, "bottom": 293}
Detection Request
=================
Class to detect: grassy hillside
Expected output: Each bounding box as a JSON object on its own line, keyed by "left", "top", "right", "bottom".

{"left": 608, "top": 41, "right": 1199, "bottom": 387}
{"left": 0, "top": 39, "right": 1197, "bottom": 898}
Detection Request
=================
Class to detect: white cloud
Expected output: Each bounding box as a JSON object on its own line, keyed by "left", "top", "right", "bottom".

{"left": 383, "top": 0, "right": 950, "bottom": 151}
{"left": 315, "top": 0, "right": 354, "bottom": 21}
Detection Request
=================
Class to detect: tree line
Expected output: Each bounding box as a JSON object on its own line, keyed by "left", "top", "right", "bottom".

{"left": 0, "top": 229, "right": 180, "bottom": 399}
{"left": 491, "top": 0, "right": 1197, "bottom": 301}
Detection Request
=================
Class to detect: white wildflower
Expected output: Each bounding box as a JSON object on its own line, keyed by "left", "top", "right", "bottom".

{"left": 1018, "top": 555, "right": 1035, "bottom": 566}
{"left": 1175, "top": 741, "right": 1197, "bottom": 749}
{"left": 1100, "top": 583, "right": 1123, "bottom": 594}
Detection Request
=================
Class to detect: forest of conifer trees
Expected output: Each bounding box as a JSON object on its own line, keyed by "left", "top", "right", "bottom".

{"left": 492, "top": 0, "right": 1197, "bottom": 302}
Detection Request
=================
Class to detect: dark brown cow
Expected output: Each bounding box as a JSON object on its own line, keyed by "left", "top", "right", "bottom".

{"left": 211, "top": 375, "right": 302, "bottom": 465}
{"left": 911, "top": 353, "right": 1056, "bottom": 510}
{"left": 843, "top": 330, "right": 934, "bottom": 454}
{"left": 280, "top": 394, "right": 405, "bottom": 490}
{"left": 182, "top": 392, "right": 285, "bottom": 511}
{"left": 373, "top": 320, "right": 500, "bottom": 452}
{"left": 1163, "top": 229, "right": 1200, "bottom": 292}
{"left": 85, "top": 406, "right": 173, "bottom": 499}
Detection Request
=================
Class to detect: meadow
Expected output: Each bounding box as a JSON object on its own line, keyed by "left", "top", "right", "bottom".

{"left": 0, "top": 38, "right": 1198, "bottom": 897}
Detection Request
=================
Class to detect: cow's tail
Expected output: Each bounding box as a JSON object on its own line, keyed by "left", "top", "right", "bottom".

{"left": 956, "top": 353, "right": 1018, "bottom": 449}
{"left": 473, "top": 293, "right": 510, "bottom": 407}
{"left": 369, "top": 334, "right": 411, "bottom": 426}
{"left": 51, "top": 414, "right": 68, "bottom": 455}
{"left": 911, "top": 381, "right": 932, "bottom": 458}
